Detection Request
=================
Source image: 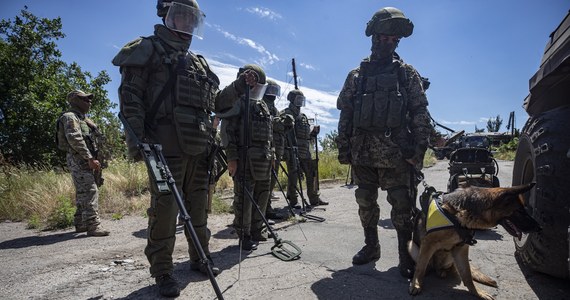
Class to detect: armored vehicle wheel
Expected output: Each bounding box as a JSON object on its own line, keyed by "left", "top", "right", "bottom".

{"left": 512, "top": 105, "right": 570, "bottom": 279}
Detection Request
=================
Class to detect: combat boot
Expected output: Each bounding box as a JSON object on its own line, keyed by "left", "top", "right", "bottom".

{"left": 239, "top": 235, "right": 258, "bottom": 251}
{"left": 190, "top": 255, "right": 221, "bottom": 276}
{"left": 352, "top": 227, "right": 381, "bottom": 265}
{"left": 397, "top": 229, "right": 415, "bottom": 278}
{"left": 87, "top": 225, "right": 110, "bottom": 237}
{"left": 155, "top": 273, "right": 180, "bottom": 297}
{"left": 75, "top": 225, "right": 87, "bottom": 233}
{"left": 251, "top": 230, "right": 268, "bottom": 242}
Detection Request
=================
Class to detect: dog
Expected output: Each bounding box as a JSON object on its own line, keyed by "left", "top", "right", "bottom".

{"left": 407, "top": 183, "right": 541, "bottom": 300}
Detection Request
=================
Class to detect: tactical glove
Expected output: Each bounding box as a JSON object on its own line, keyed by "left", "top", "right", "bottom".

{"left": 283, "top": 114, "right": 295, "bottom": 127}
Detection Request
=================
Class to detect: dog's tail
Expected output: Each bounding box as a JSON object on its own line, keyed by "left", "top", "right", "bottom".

{"left": 471, "top": 267, "right": 498, "bottom": 287}
{"left": 407, "top": 240, "right": 420, "bottom": 263}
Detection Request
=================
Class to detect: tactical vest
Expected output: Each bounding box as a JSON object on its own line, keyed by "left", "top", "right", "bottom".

{"left": 149, "top": 37, "right": 219, "bottom": 156}
{"left": 247, "top": 99, "right": 273, "bottom": 180}
{"left": 295, "top": 113, "right": 311, "bottom": 159}
{"left": 249, "top": 100, "right": 273, "bottom": 146}
{"left": 56, "top": 111, "right": 97, "bottom": 155}
{"left": 353, "top": 59, "right": 408, "bottom": 135}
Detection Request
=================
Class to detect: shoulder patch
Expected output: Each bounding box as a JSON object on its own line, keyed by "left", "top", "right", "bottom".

{"left": 112, "top": 37, "right": 154, "bottom": 67}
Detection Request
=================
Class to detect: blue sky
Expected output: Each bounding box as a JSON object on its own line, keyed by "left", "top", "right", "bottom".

{"left": 1, "top": 1, "right": 568, "bottom": 137}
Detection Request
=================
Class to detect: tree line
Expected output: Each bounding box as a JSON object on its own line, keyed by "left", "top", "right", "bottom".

{"left": 0, "top": 8, "right": 124, "bottom": 168}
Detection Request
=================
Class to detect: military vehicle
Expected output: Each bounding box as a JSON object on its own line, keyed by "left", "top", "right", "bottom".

{"left": 512, "top": 11, "right": 570, "bottom": 279}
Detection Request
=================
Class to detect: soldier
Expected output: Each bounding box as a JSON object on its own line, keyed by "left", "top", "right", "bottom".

{"left": 221, "top": 65, "right": 272, "bottom": 248}
{"left": 336, "top": 7, "right": 432, "bottom": 278}
{"left": 112, "top": 0, "right": 260, "bottom": 297}
{"left": 56, "top": 90, "right": 109, "bottom": 237}
{"left": 264, "top": 79, "right": 289, "bottom": 220}
{"left": 282, "top": 89, "right": 328, "bottom": 207}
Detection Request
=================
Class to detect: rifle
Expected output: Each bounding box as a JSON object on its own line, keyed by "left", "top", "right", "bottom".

{"left": 84, "top": 121, "right": 107, "bottom": 187}
{"left": 118, "top": 112, "right": 224, "bottom": 300}
{"left": 239, "top": 87, "right": 301, "bottom": 261}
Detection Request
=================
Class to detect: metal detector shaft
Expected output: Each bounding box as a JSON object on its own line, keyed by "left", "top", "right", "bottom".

{"left": 271, "top": 168, "right": 297, "bottom": 217}
{"left": 119, "top": 113, "right": 224, "bottom": 299}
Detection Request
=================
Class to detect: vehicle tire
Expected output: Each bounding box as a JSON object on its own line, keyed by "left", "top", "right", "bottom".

{"left": 512, "top": 105, "right": 570, "bottom": 279}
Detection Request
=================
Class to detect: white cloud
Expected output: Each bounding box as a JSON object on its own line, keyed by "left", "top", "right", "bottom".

{"left": 300, "top": 62, "right": 316, "bottom": 71}
{"left": 440, "top": 119, "right": 477, "bottom": 126}
{"left": 246, "top": 7, "right": 282, "bottom": 21}
{"left": 211, "top": 25, "right": 280, "bottom": 66}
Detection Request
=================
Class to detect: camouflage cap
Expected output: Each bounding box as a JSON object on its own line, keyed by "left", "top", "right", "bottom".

{"left": 67, "top": 90, "right": 94, "bottom": 102}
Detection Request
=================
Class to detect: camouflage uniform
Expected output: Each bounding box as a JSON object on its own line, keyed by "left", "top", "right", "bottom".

{"left": 220, "top": 77, "right": 273, "bottom": 247}
{"left": 282, "top": 103, "right": 321, "bottom": 205}
{"left": 58, "top": 108, "right": 105, "bottom": 234}
{"left": 336, "top": 7, "right": 432, "bottom": 278}
{"left": 113, "top": 23, "right": 245, "bottom": 278}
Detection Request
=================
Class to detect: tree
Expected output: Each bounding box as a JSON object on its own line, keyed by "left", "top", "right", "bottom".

{"left": 486, "top": 115, "right": 503, "bottom": 133}
{"left": 474, "top": 125, "right": 485, "bottom": 133}
{"left": 320, "top": 130, "right": 338, "bottom": 152}
{"left": 0, "top": 8, "right": 123, "bottom": 167}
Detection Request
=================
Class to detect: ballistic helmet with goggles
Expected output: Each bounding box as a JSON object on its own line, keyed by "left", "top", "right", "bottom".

{"left": 157, "top": 0, "right": 205, "bottom": 38}
{"left": 237, "top": 64, "right": 267, "bottom": 100}
{"left": 365, "top": 7, "right": 413, "bottom": 38}
{"left": 264, "top": 79, "right": 281, "bottom": 99}
{"left": 287, "top": 89, "right": 306, "bottom": 107}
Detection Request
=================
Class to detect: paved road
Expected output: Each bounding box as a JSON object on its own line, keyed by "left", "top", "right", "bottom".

{"left": 1, "top": 160, "right": 568, "bottom": 299}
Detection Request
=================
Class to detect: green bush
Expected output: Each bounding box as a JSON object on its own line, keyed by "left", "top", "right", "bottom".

{"left": 46, "top": 195, "right": 75, "bottom": 230}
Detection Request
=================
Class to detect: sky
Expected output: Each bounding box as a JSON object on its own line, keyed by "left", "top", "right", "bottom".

{"left": 1, "top": 1, "right": 568, "bottom": 137}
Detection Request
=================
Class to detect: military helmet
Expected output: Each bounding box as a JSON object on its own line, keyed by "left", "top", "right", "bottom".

{"left": 238, "top": 64, "right": 267, "bottom": 100}
{"left": 264, "top": 79, "right": 281, "bottom": 98}
{"left": 157, "top": 0, "right": 205, "bottom": 37}
{"left": 157, "top": 0, "right": 199, "bottom": 17}
{"left": 365, "top": 7, "right": 414, "bottom": 38}
{"left": 287, "top": 89, "right": 306, "bottom": 107}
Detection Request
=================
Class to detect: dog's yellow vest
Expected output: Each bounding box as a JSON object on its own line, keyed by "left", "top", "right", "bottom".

{"left": 426, "top": 195, "right": 455, "bottom": 234}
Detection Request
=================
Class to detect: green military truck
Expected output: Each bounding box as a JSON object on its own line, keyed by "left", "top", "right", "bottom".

{"left": 512, "top": 11, "right": 570, "bottom": 279}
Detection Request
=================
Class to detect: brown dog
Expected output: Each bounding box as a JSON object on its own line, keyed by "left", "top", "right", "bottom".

{"left": 408, "top": 183, "right": 540, "bottom": 300}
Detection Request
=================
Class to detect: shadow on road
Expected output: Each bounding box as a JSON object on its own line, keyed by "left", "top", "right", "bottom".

{"left": 0, "top": 231, "right": 81, "bottom": 249}
{"left": 310, "top": 264, "right": 472, "bottom": 299}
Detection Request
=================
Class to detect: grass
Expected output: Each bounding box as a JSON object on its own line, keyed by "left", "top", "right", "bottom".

{"left": 0, "top": 146, "right": 510, "bottom": 230}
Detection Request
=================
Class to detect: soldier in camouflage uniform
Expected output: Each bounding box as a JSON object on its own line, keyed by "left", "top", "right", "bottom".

{"left": 336, "top": 7, "right": 432, "bottom": 278}
{"left": 264, "top": 79, "right": 288, "bottom": 220}
{"left": 56, "top": 90, "right": 109, "bottom": 237}
{"left": 220, "top": 65, "right": 272, "bottom": 249}
{"left": 112, "top": 0, "right": 261, "bottom": 297}
{"left": 282, "top": 89, "right": 329, "bottom": 207}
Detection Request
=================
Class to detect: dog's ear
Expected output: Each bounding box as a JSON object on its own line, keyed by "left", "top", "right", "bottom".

{"left": 494, "top": 182, "right": 535, "bottom": 202}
